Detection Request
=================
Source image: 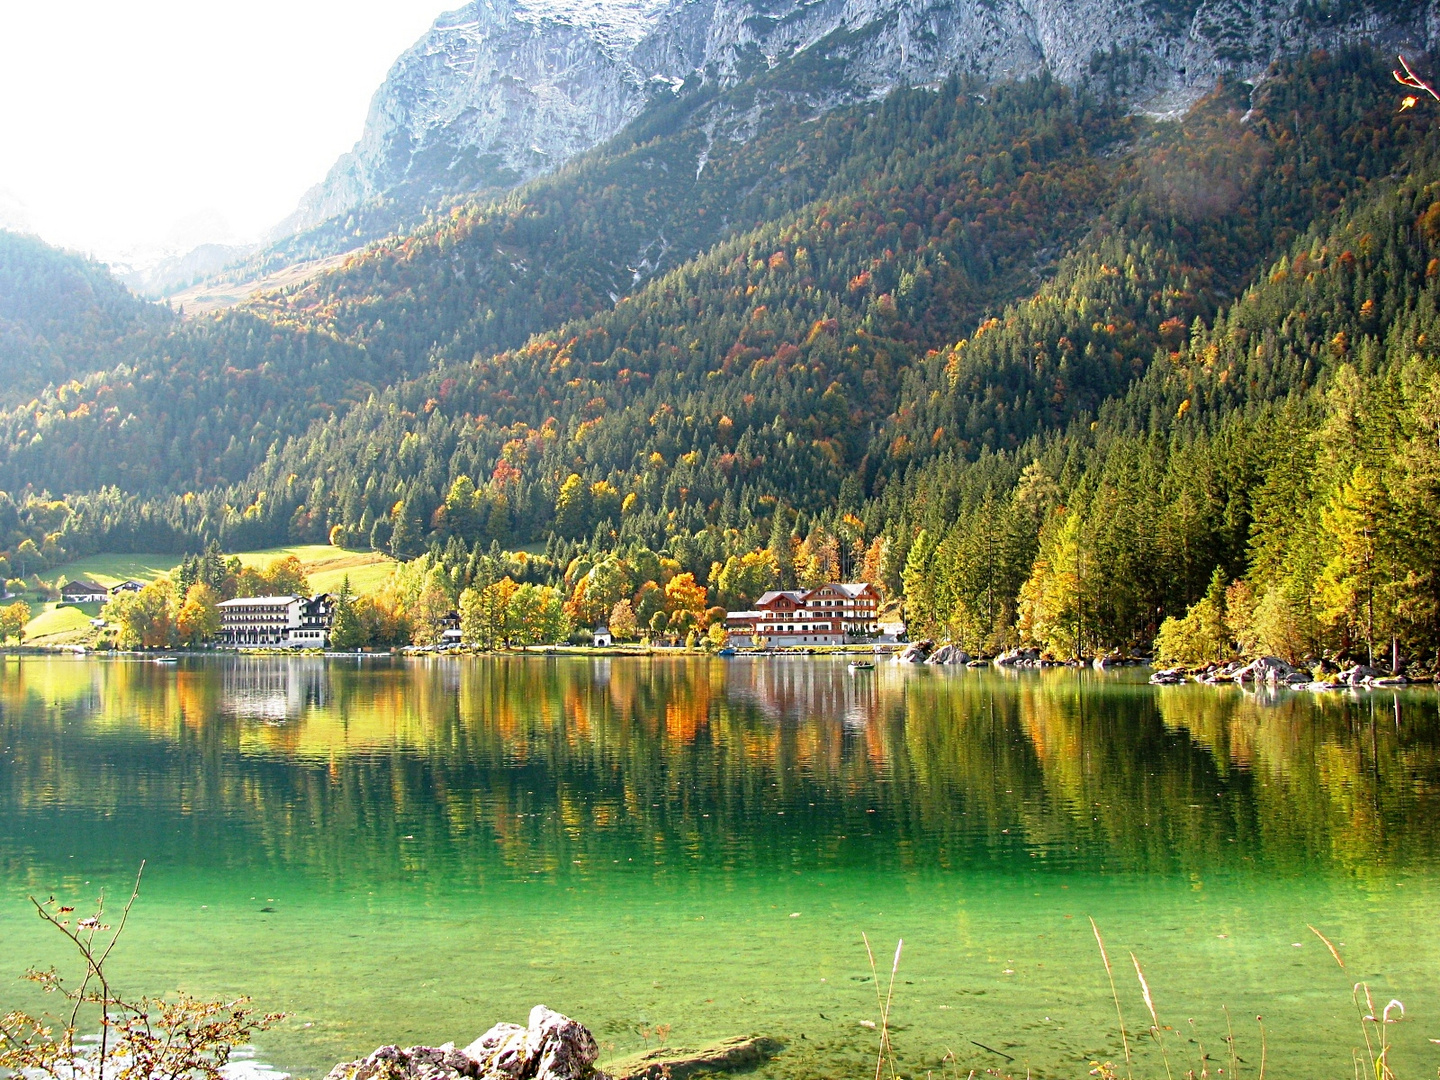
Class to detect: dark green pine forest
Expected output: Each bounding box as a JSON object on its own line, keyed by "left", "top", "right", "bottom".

{"left": 4, "top": 46, "right": 1440, "bottom": 666}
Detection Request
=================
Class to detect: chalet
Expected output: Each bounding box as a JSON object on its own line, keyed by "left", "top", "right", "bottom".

{"left": 110, "top": 580, "right": 145, "bottom": 595}
{"left": 440, "top": 611, "right": 463, "bottom": 646}
{"left": 217, "top": 594, "right": 333, "bottom": 648}
{"left": 740, "top": 583, "right": 882, "bottom": 647}
{"left": 60, "top": 580, "right": 110, "bottom": 605}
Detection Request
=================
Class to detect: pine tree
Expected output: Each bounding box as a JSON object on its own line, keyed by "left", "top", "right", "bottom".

{"left": 330, "top": 575, "right": 362, "bottom": 649}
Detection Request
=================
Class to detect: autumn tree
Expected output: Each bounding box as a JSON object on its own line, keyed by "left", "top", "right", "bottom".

{"left": 0, "top": 600, "right": 30, "bottom": 644}
{"left": 175, "top": 584, "right": 221, "bottom": 645}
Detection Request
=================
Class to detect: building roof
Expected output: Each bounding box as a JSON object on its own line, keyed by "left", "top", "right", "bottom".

{"left": 726, "top": 610, "right": 763, "bottom": 620}
{"left": 755, "top": 590, "right": 805, "bottom": 607}
{"left": 59, "top": 580, "right": 108, "bottom": 594}
{"left": 218, "top": 595, "right": 300, "bottom": 608}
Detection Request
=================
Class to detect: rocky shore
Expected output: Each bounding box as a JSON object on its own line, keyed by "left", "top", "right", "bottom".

{"left": 1150, "top": 655, "right": 1414, "bottom": 689}
{"left": 325, "top": 1007, "right": 780, "bottom": 1080}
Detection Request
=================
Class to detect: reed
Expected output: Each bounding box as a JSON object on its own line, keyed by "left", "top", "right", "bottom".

{"left": 1129, "top": 952, "right": 1173, "bottom": 1080}
{"left": 1089, "top": 917, "right": 1133, "bottom": 1079}
{"left": 862, "top": 932, "right": 903, "bottom": 1080}
{"left": 870, "top": 921, "right": 1410, "bottom": 1080}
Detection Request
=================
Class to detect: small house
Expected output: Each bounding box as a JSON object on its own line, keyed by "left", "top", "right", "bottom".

{"left": 440, "top": 611, "right": 463, "bottom": 647}
{"left": 60, "top": 580, "right": 110, "bottom": 605}
{"left": 110, "top": 580, "right": 145, "bottom": 595}
{"left": 593, "top": 626, "right": 613, "bottom": 648}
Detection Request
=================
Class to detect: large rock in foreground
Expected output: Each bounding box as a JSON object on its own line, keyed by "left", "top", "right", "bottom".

{"left": 327, "top": 1007, "right": 600, "bottom": 1080}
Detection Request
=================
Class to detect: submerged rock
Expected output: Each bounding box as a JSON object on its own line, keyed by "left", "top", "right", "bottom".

{"left": 606, "top": 1036, "right": 784, "bottom": 1080}
{"left": 1149, "top": 667, "right": 1187, "bottom": 685}
{"left": 330, "top": 1007, "right": 600, "bottom": 1080}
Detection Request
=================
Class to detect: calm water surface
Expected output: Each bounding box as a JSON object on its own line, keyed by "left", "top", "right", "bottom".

{"left": 2, "top": 655, "right": 1439, "bottom": 1079}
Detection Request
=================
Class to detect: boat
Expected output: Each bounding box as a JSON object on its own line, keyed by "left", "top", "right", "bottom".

{"left": 848, "top": 660, "right": 875, "bottom": 671}
{"left": 717, "top": 647, "right": 737, "bottom": 657}
{"left": 153, "top": 656, "right": 178, "bottom": 664}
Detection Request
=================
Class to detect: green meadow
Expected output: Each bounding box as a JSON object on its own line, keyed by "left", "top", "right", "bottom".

{"left": 21, "top": 546, "right": 397, "bottom": 643}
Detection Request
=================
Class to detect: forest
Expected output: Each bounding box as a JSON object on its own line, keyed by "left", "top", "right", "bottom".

{"left": 2, "top": 47, "right": 1439, "bottom": 668}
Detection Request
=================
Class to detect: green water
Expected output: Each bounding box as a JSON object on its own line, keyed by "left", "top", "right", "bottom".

{"left": 2, "top": 656, "right": 1439, "bottom": 1080}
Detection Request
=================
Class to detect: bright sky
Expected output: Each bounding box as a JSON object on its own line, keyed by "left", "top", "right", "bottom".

{"left": 0, "top": 2, "right": 456, "bottom": 266}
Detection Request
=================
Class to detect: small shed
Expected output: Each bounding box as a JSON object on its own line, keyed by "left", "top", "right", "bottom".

{"left": 593, "top": 625, "right": 613, "bottom": 648}
{"left": 110, "top": 580, "right": 145, "bottom": 595}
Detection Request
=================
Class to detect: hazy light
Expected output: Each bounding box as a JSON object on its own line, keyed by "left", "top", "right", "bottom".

{"left": 0, "top": 1, "right": 455, "bottom": 265}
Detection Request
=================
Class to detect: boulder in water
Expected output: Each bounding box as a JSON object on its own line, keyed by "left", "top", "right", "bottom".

{"left": 925, "top": 644, "right": 971, "bottom": 665}
{"left": 329, "top": 1007, "right": 601, "bottom": 1080}
{"left": 326, "top": 1045, "right": 480, "bottom": 1080}
{"left": 894, "top": 640, "right": 931, "bottom": 664}
{"left": 994, "top": 647, "right": 1041, "bottom": 668}
{"left": 1233, "top": 656, "right": 1300, "bottom": 683}
{"left": 1339, "top": 663, "right": 1380, "bottom": 685}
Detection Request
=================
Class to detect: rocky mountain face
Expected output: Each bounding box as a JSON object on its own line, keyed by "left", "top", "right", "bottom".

{"left": 285, "top": 0, "right": 1437, "bottom": 236}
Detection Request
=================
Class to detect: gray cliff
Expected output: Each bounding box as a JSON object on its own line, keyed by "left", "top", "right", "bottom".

{"left": 284, "top": 0, "right": 1439, "bottom": 235}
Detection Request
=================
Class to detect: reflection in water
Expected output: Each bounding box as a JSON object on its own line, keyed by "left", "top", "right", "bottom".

{"left": 4, "top": 657, "right": 1440, "bottom": 1080}
{"left": 222, "top": 658, "right": 330, "bottom": 721}
{"left": 3, "top": 656, "right": 1439, "bottom": 885}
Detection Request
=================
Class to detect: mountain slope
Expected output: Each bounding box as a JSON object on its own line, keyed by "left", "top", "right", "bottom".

{"left": 0, "top": 67, "right": 1124, "bottom": 499}
{"left": 59, "top": 48, "right": 1412, "bottom": 559}
{"left": 281, "top": 0, "right": 1436, "bottom": 245}
{"left": 0, "top": 232, "right": 171, "bottom": 403}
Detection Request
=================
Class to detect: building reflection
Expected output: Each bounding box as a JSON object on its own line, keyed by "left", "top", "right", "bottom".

{"left": 220, "top": 657, "right": 329, "bottom": 721}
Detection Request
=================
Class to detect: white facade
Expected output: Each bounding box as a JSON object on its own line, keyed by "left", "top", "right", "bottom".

{"left": 60, "top": 581, "right": 110, "bottom": 605}
{"left": 218, "top": 595, "right": 332, "bottom": 648}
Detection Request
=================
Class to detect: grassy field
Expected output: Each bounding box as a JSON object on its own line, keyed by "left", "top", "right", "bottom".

{"left": 23, "top": 602, "right": 100, "bottom": 645}
{"left": 26, "top": 546, "right": 397, "bottom": 642}
{"left": 39, "top": 554, "right": 181, "bottom": 589}
{"left": 229, "top": 545, "right": 395, "bottom": 595}
{"left": 40, "top": 546, "right": 395, "bottom": 597}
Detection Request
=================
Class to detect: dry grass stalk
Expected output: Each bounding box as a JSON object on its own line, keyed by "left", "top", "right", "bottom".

{"left": 1130, "top": 952, "right": 1173, "bottom": 1080}
{"left": 862, "top": 933, "right": 903, "bottom": 1080}
{"left": 1221, "top": 1005, "right": 1239, "bottom": 1080}
{"left": 1307, "top": 925, "right": 1345, "bottom": 970}
{"left": 1089, "top": 918, "right": 1132, "bottom": 1079}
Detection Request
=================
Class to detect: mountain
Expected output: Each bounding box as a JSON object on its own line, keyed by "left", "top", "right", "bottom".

{"left": 1, "top": 12, "right": 1439, "bottom": 662}
{"left": 0, "top": 48, "right": 1419, "bottom": 532}
{"left": 0, "top": 231, "right": 171, "bottom": 403}
{"left": 283, "top": 0, "right": 1435, "bottom": 241}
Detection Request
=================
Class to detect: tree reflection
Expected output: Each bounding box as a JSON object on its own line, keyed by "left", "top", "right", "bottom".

{"left": 2, "top": 657, "right": 1438, "bottom": 887}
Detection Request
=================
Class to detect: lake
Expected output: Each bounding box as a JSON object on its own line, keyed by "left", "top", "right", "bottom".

{"left": 1, "top": 655, "right": 1438, "bottom": 1079}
